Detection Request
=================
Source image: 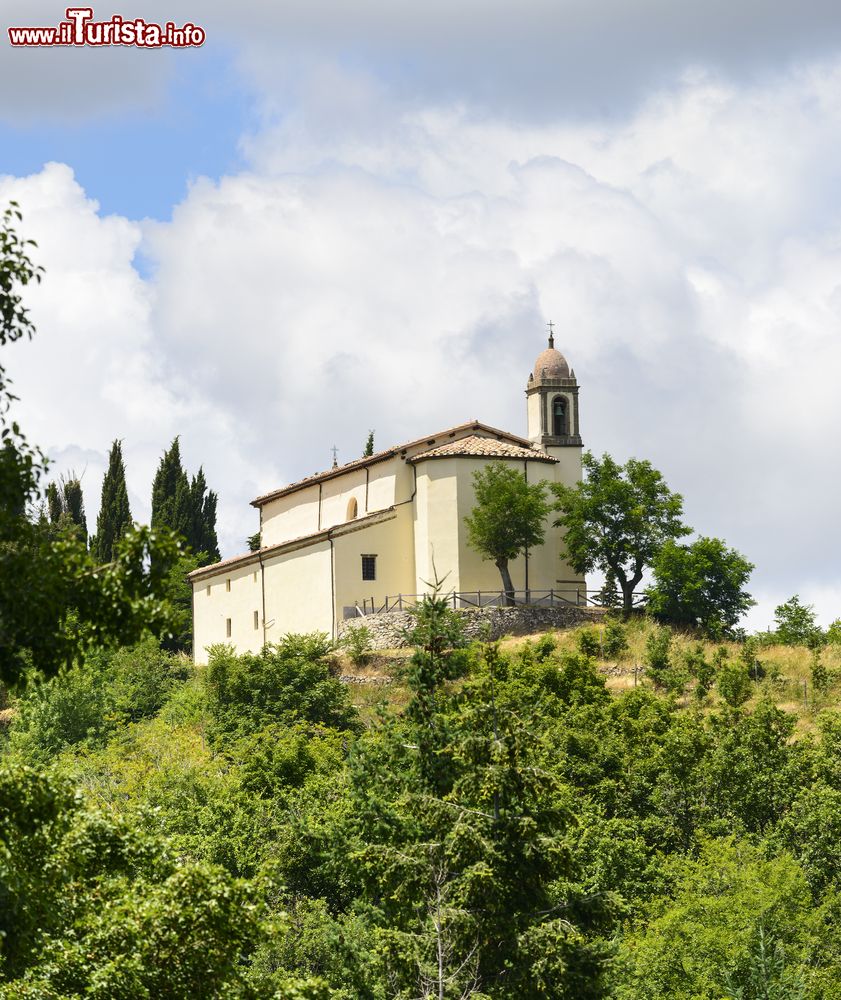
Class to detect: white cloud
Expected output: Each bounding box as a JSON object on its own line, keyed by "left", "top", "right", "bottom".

{"left": 2, "top": 56, "right": 840, "bottom": 628}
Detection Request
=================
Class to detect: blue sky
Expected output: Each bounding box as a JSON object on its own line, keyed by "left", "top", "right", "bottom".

{"left": 2, "top": 0, "right": 841, "bottom": 628}
{"left": 0, "top": 42, "right": 251, "bottom": 220}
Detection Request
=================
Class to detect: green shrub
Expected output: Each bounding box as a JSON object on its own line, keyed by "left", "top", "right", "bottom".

{"left": 683, "top": 643, "right": 715, "bottom": 699}
{"left": 812, "top": 648, "right": 830, "bottom": 695}
{"left": 718, "top": 659, "right": 752, "bottom": 708}
{"left": 533, "top": 632, "right": 557, "bottom": 661}
{"left": 204, "top": 638, "right": 360, "bottom": 743}
{"left": 9, "top": 639, "right": 191, "bottom": 763}
{"left": 341, "top": 626, "right": 372, "bottom": 667}
{"left": 577, "top": 629, "right": 600, "bottom": 658}
{"left": 644, "top": 626, "right": 672, "bottom": 685}
{"left": 603, "top": 618, "right": 628, "bottom": 659}
{"left": 739, "top": 636, "right": 766, "bottom": 682}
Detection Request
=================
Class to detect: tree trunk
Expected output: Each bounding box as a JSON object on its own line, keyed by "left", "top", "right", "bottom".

{"left": 620, "top": 568, "right": 643, "bottom": 619}
{"left": 496, "top": 559, "right": 516, "bottom": 606}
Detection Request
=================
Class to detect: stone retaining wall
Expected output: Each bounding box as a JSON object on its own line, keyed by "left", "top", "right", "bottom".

{"left": 338, "top": 604, "right": 604, "bottom": 649}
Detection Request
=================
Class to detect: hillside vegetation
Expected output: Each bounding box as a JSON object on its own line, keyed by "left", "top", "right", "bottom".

{"left": 4, "top": 605, "right": 841, "bottom": 998}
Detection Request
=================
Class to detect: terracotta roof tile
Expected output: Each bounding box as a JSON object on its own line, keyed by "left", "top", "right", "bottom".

{"left": 409, "top": 434, "right": 557, "bottom": 463}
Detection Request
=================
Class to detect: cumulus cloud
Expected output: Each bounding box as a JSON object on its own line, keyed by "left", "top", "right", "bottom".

{"left": 2, "top": 51, "right": 840, "bottom": 625}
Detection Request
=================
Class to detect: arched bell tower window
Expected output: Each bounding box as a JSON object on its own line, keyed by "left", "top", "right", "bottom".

{"left": 347, "top": 497, "right": 358, "bottom": 521}
{"left": 552, "top": 396, "right": 567, "bottom": 436}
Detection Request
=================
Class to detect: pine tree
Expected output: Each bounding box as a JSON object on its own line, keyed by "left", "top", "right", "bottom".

{"left": 363, "top": 430, "right": 375, "bottom": 457}
{"left": 91, "top": 440, "right": 132, "bottom": 563}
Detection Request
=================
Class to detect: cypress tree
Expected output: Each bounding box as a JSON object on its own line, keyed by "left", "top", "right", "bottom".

{"left": 46, "top": 481, "right": 62, "bottom": 524}
{"left": 91, "top": 440, "right": 132, "bottom": 563}
{"left": 188, "top": 467, "right": 220, "bottom": 565}
{"left": 151, "top": 438, "right": 191, "bottom": 541}
{"left": 151, "top": 440, "right": 220, "bottom": 565}
{"left": 363, "top": 430, "right": 375, "bottom": 457}
{"left": 45, "top": 474, "right": 88, "bottom": 545}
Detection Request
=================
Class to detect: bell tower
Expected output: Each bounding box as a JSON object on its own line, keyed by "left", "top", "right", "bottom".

{"left": 526, "top": 324, "right": 582, "bottom": 453}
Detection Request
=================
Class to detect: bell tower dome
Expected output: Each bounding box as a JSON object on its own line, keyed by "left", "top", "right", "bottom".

{"left": 526, "top": 325, "right": 582, "bottom": 451}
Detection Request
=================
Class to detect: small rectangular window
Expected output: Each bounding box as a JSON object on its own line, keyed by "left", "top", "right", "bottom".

{"left": 206, "top": 585, "right": 211, "bottom": 596}
{"left": 361, "top": 554, "right": 377, "bottom": 581}
{"left": 254, "top": 611, "right": 259, "bottom": 629}
{"left": 226, "top": 578, "right": 231, "bottom": 592}
{"left": 226, "top": 618, "right": 232, "bottom": 638}
{"left": 253, "top": 571, "right": 257, "bottom": 582}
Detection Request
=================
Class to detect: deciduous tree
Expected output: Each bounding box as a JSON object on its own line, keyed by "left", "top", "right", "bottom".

{"left": 465, "top": 461, "right": 549, "bottom": 604}
{"left": 552, "top": 452, "right": 691, "bottom": 615}
{"left": 646, "top": 536, "right": 755, "bottom": 637}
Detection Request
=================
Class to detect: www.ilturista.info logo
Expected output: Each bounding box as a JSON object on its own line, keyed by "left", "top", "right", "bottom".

{"left": 8, "top": 7, "right": 205, "bottom": 47}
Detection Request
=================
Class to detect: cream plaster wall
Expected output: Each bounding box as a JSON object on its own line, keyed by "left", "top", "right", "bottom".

{"left": 414, "top": 459, "right": 462, "bottom": 593}
{"left": 258, "top": 457, "right": 408, "bottom": 548}
{"left": 260, "top": 486, "right": 321, "bottom": 547}
{"left": 527, "top": 391, "right": 542, "bottom": 442}
{"left": 413, "top": 452, "right": 585, "bottom": 602}
{"left": 332, "top": 508, "right": 416, "bottom": 614}
{"left": 318, "top": 469, "right": 368, "bottom": 531}
{"left": 192, "top": 558, "right": 263, "bottom": 664}
{"left": 262, "top": 542, "right": 334, "bottom": 642}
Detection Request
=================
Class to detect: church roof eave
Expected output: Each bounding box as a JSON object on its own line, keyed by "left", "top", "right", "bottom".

{"left": 250, "top": 420, "right": 541, "bottom": 508}
{"left": 187, "top": 506, "right": 398, "bottom": 583}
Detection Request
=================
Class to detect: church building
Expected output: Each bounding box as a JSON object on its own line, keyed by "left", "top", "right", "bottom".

{"left": 189, "top": 334, "right": 585, "bottom": 662}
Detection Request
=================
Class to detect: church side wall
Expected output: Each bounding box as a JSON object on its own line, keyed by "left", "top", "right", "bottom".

{"left": 193, "top": 560, "right": 264, "bottom": 665}
{"left": 260, "top": 485, "right": 321, "bottom": 547}
{"left": 258, "top": 457, "right": 404, "bottom": 547}
{"left": 318, "top": 469, "right": 367, "bottom": 531}
{"left": 368, "top": 461, "right": 406, "bottom": 513}
{"left": 333, "top": 507, "right": 416, "bottom": 616}
{"left": 262, "top": 541, "right": 334, "bottom": 642}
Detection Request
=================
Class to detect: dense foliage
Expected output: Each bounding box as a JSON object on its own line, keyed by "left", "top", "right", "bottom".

{"left": 6, "top": 616, "right": 841, "bottom": 997}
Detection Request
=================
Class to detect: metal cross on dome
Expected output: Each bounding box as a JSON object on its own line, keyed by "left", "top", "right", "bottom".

{"left": 547, "top": 319, "right": 555, "bottom": 348}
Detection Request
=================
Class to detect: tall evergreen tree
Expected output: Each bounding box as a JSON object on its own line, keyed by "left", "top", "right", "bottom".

{"left": 151, "top": 440, "right": 219, "bottom": 566}
{"left": 363, "top": 430, "right": 375, "bottom": 457}
{"left": 45, "top": 474, "right": 87, "bottom": 545}
{"left": 189, "top": 467, "right": 220, "bottom": 564}
{"left": 45, "top": 481, "right": 61, "bottom": 525}
{"left": 91, "top": 440, "right": 132, "bottom": 563}
{"left": 151, "top": 438, "right": 192, "bottom": 542}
